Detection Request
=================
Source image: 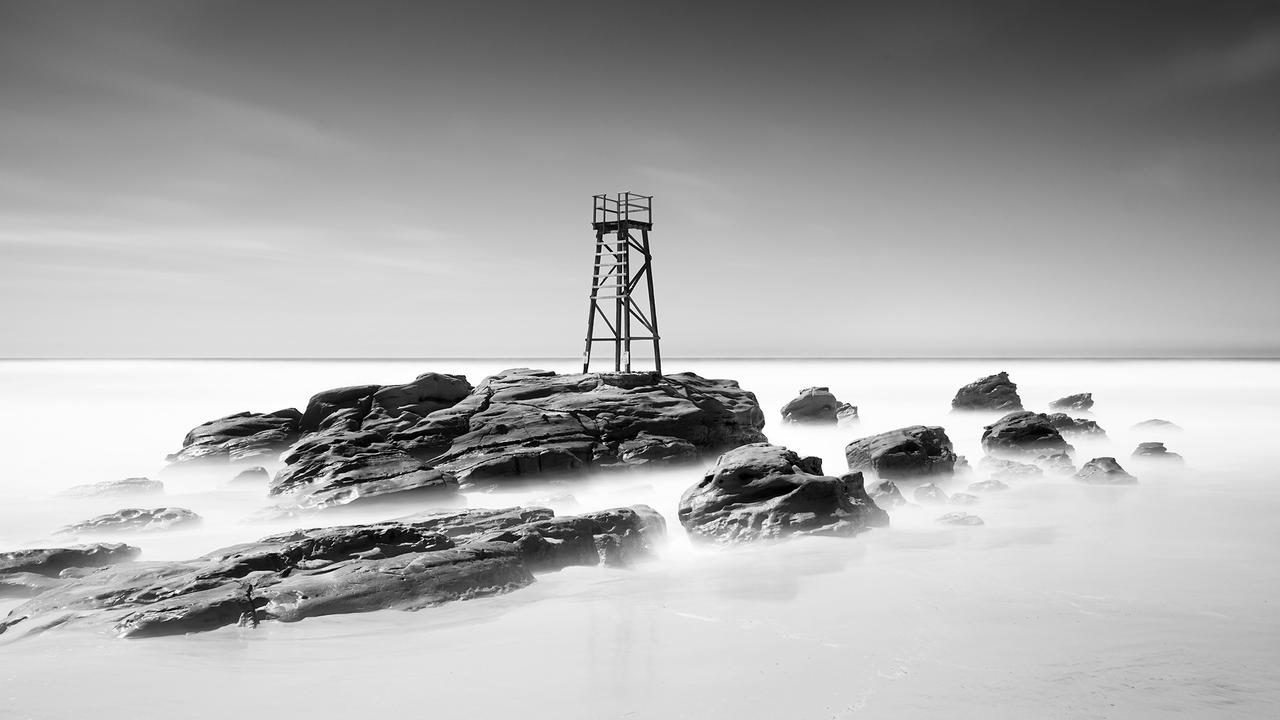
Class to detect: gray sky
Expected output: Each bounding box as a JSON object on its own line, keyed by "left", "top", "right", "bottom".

{"left": 2, "top": 0, "right": 1278, "bottom": 358}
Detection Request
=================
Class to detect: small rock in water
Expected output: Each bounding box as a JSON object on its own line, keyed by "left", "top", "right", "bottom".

{"left": 229, "top": 466, "right": 270, "bottom": 484}
{"left": 835, "top": 403, "right": 860, "bottom": 427}
{"left": 936, "top": 512, "right": 984, "bottom": 526}
{"left": 951, "top": 372, "right": 1023, "bottom": 412}
{"left": 978, "top": 456, "right": 1042, "bottom": 482}
{"left": 1132, "top": 442, "right": 1184, "bottom": 463}
{"left": 845, "top": 426, "right": 958, "bottom": 480}
{"left": 1048, "top": 393, "right": 1094, "bottom": 413}
{"left": 914, "top": 483, "right": 949, "bottom": 504}
{"left": 780, "top": 387, "right": 842, "bottom": 424}
{"left": 1074, "top": 457, "right": 1138, "bottom": 485}
{"left": 1035, "top": 452, "right": 1077, "bottom": 475}
{"left": 869, "top": 480, "right": 907, "bottom": 508}
{"left": 950, "top": 493, "right": 980, "bottom": 506}
{"left": 59, "top": 507, "right": 202, "bottom": 535}
{"left": 982, "top": 411, "right": 1074, "bottom": 459}
{"left": 1131, "top": 418, "right": 1182, "bottom": 433}
{"left": 968, "top": 478, "right": 1010, "bottom": 493}
{"left": 58, "top": 477, "right": 164, "bottom": 498}
{"left": 1046, "top": 413, "right": 1107, "bottom": 438}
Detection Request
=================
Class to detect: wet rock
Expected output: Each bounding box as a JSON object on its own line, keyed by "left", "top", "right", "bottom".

{"left": 977, "top": 456, "right": 1042, "bottom": 482}
{"left": 869, "top": 480, "right": 907, "bottom": 508}
{"left": 678, "top": 443, "right": 887, "bottom": 544}
{"left": 845, "top": 426, "right": 958, "bottom": 480}
{"left": 271, "top": 429, "right": 458, "bottom": 508}
{"left": 913, "top": 483, "right": 949, "bottom": 504}
{"left": 423, "top": 370, "right": 767, "bottom": 488}
{"left": 1132, "top": 418, "right": 1182, "bottom": 433}
{"left": 781, "top": 387, "right": 841, "bottom": 424}
{"left": 360, "top": 373, "right": 474, "bottom": 439}
{"left": 59, "top": 508, "right": 201, "bottom": 535}
{"left": 1046, "top": 413, "right": 1106, "bottom": 437}
{"left": 1074, "top": 457, "right": 1138, "bottom": 485}
{"left": 616, "top": 433, "right": 698, "bottom": 465}
{"left": 835, "top": 403, "right": 860, "bottom": 427}
{"left": 474, "top": 505, "right": 665, "bottom": 570}
{"left": 968, "top": 478, "right": 1010, "bottom": 493}
{"left": 1048, "top": 393, "right": 1094, "bottom": 413}
{"left": 165, "top": 409, "right": 303, "bottom": 467}
{"left": 299, "top": 384, "right": 382, "bottom": 433}
{"left": 0, "top": 543, "right": 140, "bottom": 578}
{"left": 1131, "top": 442, "right": 1183, "bottom": 463}
{"left": 58, "top": 477, "right": 164, "bottom": 498}
{"left": 951, "top": 372, "right": 1023, "bottom": 412}
{"left": 229, "top": 466, "right": 270, "bottom": 485}
{"left": 950, "top": 493, "right": 980, "bottom": 506}
{"left": 1035, "top": 452, "right": 1077, "bottom": 475}
{"left": 936, "top": 512, "right": 984, "bottom": 526}
{"left": 981, "top": 411, "right": 1074, "bottom": 459}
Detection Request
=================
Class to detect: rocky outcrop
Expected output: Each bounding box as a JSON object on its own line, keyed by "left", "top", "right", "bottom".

{"left": 1132, "top": 419, "right": 1182, "bottom": 432}
{"left": 836, "top": 403, "right": 860, "bottom": 427}
{"left": 1046, "top": 413, "right": 1106, "bottom": 437}
{"left": 166, "top": 409, "right": 303, "bottom": 467}
{"left": 977, "top": 456, "right": 1043, "bottom": 482}
{"left": 1075, "top": 457, "right": 1138, "bottom": 485}
{"left": 0, "top": 543, "right": 141, "bottom": 597}
{"left": 845, "top": 426, "right": 958, "bottom": 480}
{"left": 271, "top": 429, "right": 457, "bottom": 508}
{"left": 981, "top": 412, "right": 1074, "bottom": 459}
{"left": 58, "top": 478, "right": 164, "bottom": 498}
{"left": 422, "top": 370, "right": 767, "bottom": 488}
{"left": 936, "top": 512, "right": 984, "bottom": 526}
{"left": 951, "top": 372, "right": 1023, "bottom": 412}
{"left": 1132, "top": 442, "right": 1183, "bottom": 463}
{"left": 780, "top": 387, "right": 840, "bottom": 424}
{"left": 299, "top": 373, "right": 474, "bottom": 437}
{"left": 678, "top": 444, "right": 887, "bottom": 544}
{"left": 1049, "top": 393, "right": 1094, "bottom": 413}
{"left": 59, "top": 508, "right": 201, "bottom": 535}
{"left": 913, "top": 483, "right": 948, "bottom": 504}
{"left": 229, "top": 466, "right": 270, "bottom": 484}
{"left": 1, "top": 506, "right": 663, "bottom": 640}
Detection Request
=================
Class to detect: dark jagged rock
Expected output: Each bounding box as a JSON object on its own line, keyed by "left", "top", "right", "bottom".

{"left": 978, "top": 456, "right": 1043, "bottom": 482}
{"left": 229, "top": 466, "right": 270, "bottom": 484}
{"left": 845, "top": 426, "right": 958, "bottom": 480}
{"left": 59, "top": 508, "right": 201, "bottom": 535}
{"left": 271, "top": 429, "right": 457, "bottom": 508}
{"left": 968, "top": 478, "right": 1010, "bottom": 493}
{"left": 1049, "top": 393, "right": 1094, "bottom": 413}
{"left": 913, "top": 483, "right": 949, "bottom": 504}
{"left": 936, "top": 512, "right": 984, "bottom": 526}
{"left": 299, "top": 384, "right": 382, "bottom": 433}
{"left": 421, "top": 370, "right": 767, "bottom": 487}
{"left": 981, "top": 411, "right": 1074, "bottom": 459}
{"left": 1132, "top": 442, "right": 1184, "bottom": 463}
{"left": 836, "top": 403, "right": 860, "bottom": 427}
{"left": 1046, "top": 413, "right": 1106, "bottom": 437}
{"left": 950, "top": 493, "right": 980, "bottom": 506}
{"left": 166, "top": 409, "right": 302, "bottom": 467}
{"left": 780, "top": 387, "right": 840, "bottom": 424}
{"left": 58, "top": 477, "right": 164, "bottom": 498}
{"left": 678, "top": 443, "right": 887, "bottom": 544}
{"left": 1, "top": 506, "right": 661, "bottom": 640}
{"left": 1132, "top": 418, "right": 1182, "bottom": 433}
{"left": 869, "top": 480, "right": 906, "bottom": 508}
{"left": 1075, "top": 457, "right": 1138, "bottom": 485}
{"left": 951, "top": 372, "right": 1023, "bottom": 412}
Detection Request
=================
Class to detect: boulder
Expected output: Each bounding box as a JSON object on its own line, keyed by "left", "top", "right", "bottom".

{"left": 229, "top": 466, "right": 270, "bottom": 484}
{"left": 950, "top": 493, "right": 980, "bottom": 506}
{"left": 1074, "top": 457, "right": 1138, "bottom": 485}
{"left": 869, "top": 480, "right": 906, "bottom": 508}
{"left": 977, "top": 456, "right": 1042, "bottom": 482}
{"left": 1131, "top": 442, "right": 1183, "bottom": 463}
{"left": 913, "top": 483, "right": 949, "bottom": 504}
{"left": 1046, "top": 413, "right": 1106, "bottom": 437}
{"left": 845, "top": 426, "right": 958, "bottom": 480}
{"left": 835, "top": 403, "right": 860, "bottom": 427}
{"left": 678, "top": 443, "right": 887, "bottom": 544}
{"left": 981, "top": 411, "right": 1074, "bottom": 459}
{"left": 1, "top": 506, "right": 660, "bottom": 640}
{"left": 421, "top": 370, "right": 767, "bottom": 487}
{"left": 968, "top": 478, "right": 1010, "bottom": 493}
{"left": 58, "top": 477, "right": 164, "bottom": 498}
{"left": 936, "top": 512, "right": 984, "bottom": 526}
{"left": 299, "top": 384, "right": 382, "bottom": 433}
{"left": 1035, "top": 451, "right": 1077, "bottom": 475}
{"left": 780, "top": 387, "right": 840, "bottom": 424}
{"left": 58, "top": 508, "right": 201, "bottom": 535}
{"left": 1048, "top": 393, "right": 1094, "bottom": 412}
{"left": 951, "top": 372, "right": 1023, "bottom": 412}
{"left": 165, "top": 409, "right": 303, "bottom": 467}
{"left": 1132, "top": 419, "right": 1182, "bottom": 433}
{"left": 271, "top": 429, "right": 457, "bottom": 509}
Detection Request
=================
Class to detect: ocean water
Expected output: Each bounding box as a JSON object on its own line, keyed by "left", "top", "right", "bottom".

{"left": 1, "top": 359, "right": 1278, "bottom": 719}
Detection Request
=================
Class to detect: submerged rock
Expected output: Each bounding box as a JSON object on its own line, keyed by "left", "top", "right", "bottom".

{"left": 968, "top": 478, "right": 1010, "bottom": 493}
{"left": 1131, "top": 442, "right": 1184, "bottom": 463}
{"left": 845, "top": 426, "right": 958, "bottom": 480}
{"left": 0, "top": 543, "right": 141, "bottom": 599}
{"left": 58, "top": 477, "right": 164, "bottom": 498}
{"left": 166, "top": 409, "right": 303, "bottom": 467}
{"left": 835, "top": 403, "right": 860, "bottom": 427}
{"left": 678, "top": 443, "right": 888, "bottom": 544}
{"left": 229, "top": 466, "right": 270, "bottom": 485}
{"left": 780, "top": 387, "right": 841, "bottom": 424}
{"left": 1048, "top": 393, "right": 1094, "bottom": 413}
{"left": 951, "top": 372, "right": 1023, "bottom": 412}
{"left": 913, "top": 483, "right": 949, "bottom": 504}
{"left": 1, "top": 506, "right": 662, "bottom": 640}
{"left": 977, "top": 456, "right": 1043, "bottom": 482}
{"left": 869, "top": 479, "right": 906, "bottom": 508}
{"left": 936, "top": 512, "right": 984, "bottom": 526}
{"left": 1132, "top": 418, "right": 1182, "bottom": 433}
{"left": 271, "top": 429, "right": 457, "bottom": 509}
{"left": 1046, "top": 413, "right": 1106, "bottom": 438}
{"left": 59, "top": 508, "right": 201, "bottom": 535}
{"left": 1035, "top": 451, "right": 1077, "bottom": 475}
{"left": 950, "top": 493, "right": 980, "bottom": 506}
{"left": 1074, "top": 457, "right": 1138, "bottom": 485}
{"left": 981, "top": 411, "right": 1074, "bottom": 459}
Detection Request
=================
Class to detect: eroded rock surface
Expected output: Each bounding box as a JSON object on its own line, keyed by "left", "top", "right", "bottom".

{"left": 981, "top": 412, "right": 1074, "bottom": 459}
{"left": 836, "top": 403, "right": 860, "bottom": 427}
{"left": 1075, "top": 457, "right": 1138, "bottom": 485}
{"left": 59, "top": 508, "right": 201, "bottom": 535}
{"left": 1049, "top": 393, "right": 1094, "bottom": 413}
{"left": 1132, "top": 442, "right": 1183, "bottom": 463}
{"left": 845, "top": 426, "right": 958, "bottom": 480}
{"left": 936, "top": 512, "right": 984, "bottom": 526}
{"left": 271, "top": 429, "right": 457, "bottom": 508}
{"left": 978, "top": 456, "right": 1043, "bottom": 482}
{"left": 166, "top": 409, "right": 303, "bottom": 468}
{"left": 1046, "top": 413, "right": 1106, "bottom": 437}
{"left": 952, "top": 372, "right": 1023, "bottom": 412}
{"left": 1132, "top": 418, "right": 1182, "bottom": 433}
{"left": 1, "top": 543, "right": 141, "bottom": 599}
{"left": 780, "top": 387, "right": 841, "bottom": 424}
{"left": 678, "top": 443, "right": 887, "bottom": 544}
{"left": 58, "top": 478, "right": 164, "bottom": 498}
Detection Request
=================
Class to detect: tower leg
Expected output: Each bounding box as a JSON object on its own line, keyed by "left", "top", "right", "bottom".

{"left": 584, "top": 229, "right": 604, "bottom": 373}
{"left": 642, "top": 228, "right": 662, "bottom": 375}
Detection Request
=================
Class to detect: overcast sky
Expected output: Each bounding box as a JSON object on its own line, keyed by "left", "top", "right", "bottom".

{"left": 2, "top": 0, "right": 1278, "bottom": 358}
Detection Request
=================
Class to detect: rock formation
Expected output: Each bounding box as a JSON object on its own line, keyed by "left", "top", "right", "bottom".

{"left": 835, "top": 403, "right": 860, "bottom": 427}
{"left": 845, "top": 426, "right": 958, "bottom": 480}
{"left": 780, "top": 387, "right": 841, "bottom": 424}
{"left": 981, "top": 411, "right": 1074, "bottom": 459}
{"left": 1048, "top": 393, "right": 1094, "bottom": 412}
{"left": 58, "top": 478, "right": 164, "bottom": 498}
{"left": 936, "top": 512, "right": 984, "bottom": 526}
{"left": 977, "top": 456, "right": 1043, "bottom": 482}
{"left": 270, "top": 429, "right": 457, "bottom": 509}
{"left": 59, "top": 508, "right": 201, "bottom": 535}
{"left": 165, "top": 409, "right": 303, "bottom": 468}
{"left": 1046, "top": 413, "right": 1106, "bottom": 437}
{"left": 913, "top": 483, "right": 948, "bottom": 504}
{"left": 1074, "top": 457, "right": 1138, "bottom": 484}
{"left": 951, "top": 372, "right": 1023, "bottom": 412}
{"left": 1132, "top": 418, "right": 1182, "bottom": 433}
{"left": 678, "top": 443, "right": 887, "bottom": 544}
{"left": 1131, "top": 442, "right": 1183, "bottom": 463}
{"left": 1, "top": 543, "right": 140, "bottom": 598}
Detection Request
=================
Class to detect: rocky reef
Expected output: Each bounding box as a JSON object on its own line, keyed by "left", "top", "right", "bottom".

{"left": 951, "top": 372, "right": 1023, "bottom": 412}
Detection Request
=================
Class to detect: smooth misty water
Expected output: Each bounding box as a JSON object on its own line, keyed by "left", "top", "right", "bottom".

{"left": 1, "top": 359, "right": 1278, "bottom": 719}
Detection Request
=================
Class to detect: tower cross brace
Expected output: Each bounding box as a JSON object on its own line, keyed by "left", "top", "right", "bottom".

{"left": 583, "top": 192, "right": 662, "bottom": 374}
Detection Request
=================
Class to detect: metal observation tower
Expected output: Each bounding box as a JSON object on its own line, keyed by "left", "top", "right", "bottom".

{"left": 582, "top": 192, "right": 662, "bottom": 374}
